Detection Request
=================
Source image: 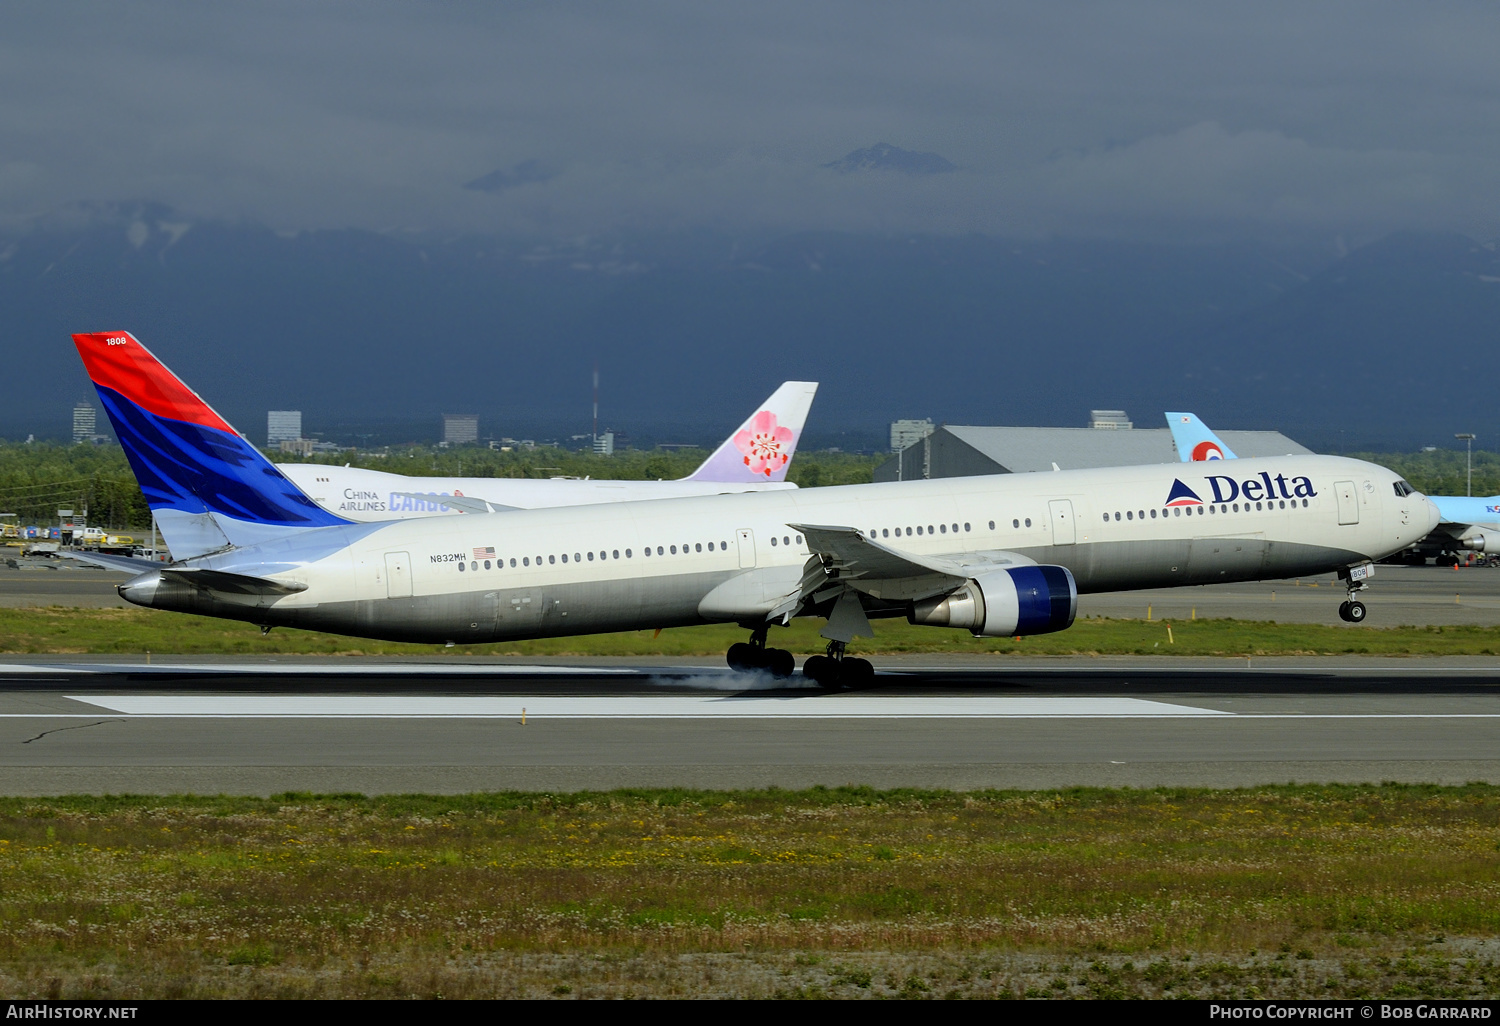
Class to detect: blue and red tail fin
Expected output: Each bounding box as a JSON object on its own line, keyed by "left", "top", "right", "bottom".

{"left": 1165, "top": 411, "right": 1238, "bottom": 462}
{"left": 684, "top": 381, "right": 818, "bottom": 483}
{"left": 72, "top": 332, "right": 349, "bottom": 557}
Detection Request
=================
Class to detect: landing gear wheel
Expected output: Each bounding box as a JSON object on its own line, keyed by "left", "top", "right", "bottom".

{"left": 842, "top": 657, "right": 875, "bottom": 686}
{"left": 1346, "top": 600, "right": 1366, "bottom": 623}
{"left": 765, "top": 648, "right": 795, "bottom": 679}
{"left": 1338, "top": 601, "right": 1351, "bottom": 622}
{"left": 802, "top": 655, "right": 839, "bottom": 686}
{"left": 726, "top": 642, "right": 757, "bottom": 671}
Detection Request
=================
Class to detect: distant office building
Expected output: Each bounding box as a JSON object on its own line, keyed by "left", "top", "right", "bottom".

{"left": 267, "top": 410, "right": 303, "bottom": 446}
{"left": 1089, "top": 410, "right": 1133, "bottom": 430}
{"left": 593, "top": 431, "right": 615, "bottom": 456}
{"left": 443, "top": 414, "right": 479, "bottom": 445}
{"left": 890, "top": 418, "right": 935, "bottom": 452}
{"left": 72, "top": 403, "right": 97, "bottom": 444}
{"left": 278, "top": 439, "right": 315, "bottom": 456}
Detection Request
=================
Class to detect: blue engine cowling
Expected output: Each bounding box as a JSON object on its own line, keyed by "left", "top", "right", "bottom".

{"left": 907, "top": 565, "right": 1077, "bottom": 637}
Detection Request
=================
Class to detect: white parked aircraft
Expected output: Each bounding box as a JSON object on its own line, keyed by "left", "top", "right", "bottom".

{"left": 276, "top": 381, "right": 818, "bottom": 520}
{"left": 74, "top": 332, "right": 1439, "bottom": 684}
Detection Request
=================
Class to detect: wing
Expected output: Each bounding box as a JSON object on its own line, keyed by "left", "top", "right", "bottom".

{"left": 788, "top": 523, "right": 1036, "bottom": 603}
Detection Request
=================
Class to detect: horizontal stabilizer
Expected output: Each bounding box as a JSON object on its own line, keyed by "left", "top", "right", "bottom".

{"left": 63, "top": 551, "right": 163, "bottom": 574}
{"left": 160, "top": 567, "right": 308, "bottom": 596}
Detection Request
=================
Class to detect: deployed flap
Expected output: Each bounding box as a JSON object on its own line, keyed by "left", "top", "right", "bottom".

{"left": 161, "top": 567, "right": 308, "bottom": 596}
{"left": 390, "top": 492, "right": 517, "bottom": 514}
{"left": 790, "top": 523, "right": 967, "bottom": 602}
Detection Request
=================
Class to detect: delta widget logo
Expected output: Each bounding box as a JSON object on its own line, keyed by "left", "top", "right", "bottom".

{"left": 734, "top": 410, "right": 794, "bottom": 477}
{"left": 1165, "top": 479, "right": 1204, "bottom": 507}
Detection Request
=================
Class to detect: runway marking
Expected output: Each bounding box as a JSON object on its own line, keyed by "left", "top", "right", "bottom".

{"left": 63, "top": 695, "right": 1233, "bottom": 719}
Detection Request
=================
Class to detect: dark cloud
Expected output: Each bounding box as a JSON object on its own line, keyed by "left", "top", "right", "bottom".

{"left": 2, "top": 2, "right": 1497, "bottom": 240}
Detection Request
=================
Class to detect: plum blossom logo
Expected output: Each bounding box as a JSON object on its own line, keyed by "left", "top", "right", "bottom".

{"left": 734, "top": 410, "right": 794, "bottom": 477}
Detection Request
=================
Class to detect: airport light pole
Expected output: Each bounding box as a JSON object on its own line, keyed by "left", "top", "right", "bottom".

{"left": 1456, "top": 433, "right": 1476, "bottom": 496}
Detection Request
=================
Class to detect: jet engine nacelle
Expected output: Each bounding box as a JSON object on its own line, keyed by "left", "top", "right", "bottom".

{"left": 908, "top": 565, "right": 1077, "bottom": 637}
{"left": 1461, "top": 533, "right": 1489, "bottom": 552}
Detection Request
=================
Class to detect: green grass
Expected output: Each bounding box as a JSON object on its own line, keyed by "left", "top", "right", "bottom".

{"left": 6, "top": 605, "right": 1500, "bottom": 657}
{"left": 1, "top": 786, "right": 1498, "bottom": 998}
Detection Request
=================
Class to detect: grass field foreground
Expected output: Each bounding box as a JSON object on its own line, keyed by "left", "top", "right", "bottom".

{"left": 1, "top": 786, "right": 1499, "bottom": 998}
{"left": 7, "top": 606, "right": 1500, "bottom": 657}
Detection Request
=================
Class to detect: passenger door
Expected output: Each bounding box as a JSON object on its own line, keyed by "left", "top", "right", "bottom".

{"left": 1335, "top": 480, "right": 1359, "bottom": 525}
{"left": 384, "top": 552, "right": 412, "bottom": 599}
{"left": 737, "top": 529, "right": 756, "bottom": 568}
{"left": 1048, "top": 499, "right": 1076, "bottom": 546}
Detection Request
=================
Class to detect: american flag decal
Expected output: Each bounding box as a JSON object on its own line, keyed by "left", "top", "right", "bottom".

{"left": 473, "top": 546, "right": 496, "bottom": 559}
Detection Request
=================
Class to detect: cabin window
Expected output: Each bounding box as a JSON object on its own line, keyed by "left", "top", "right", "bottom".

{"left": 575, "top": 553, "right": 581, "bottom": 562}
{"left": 612, "top": 550, "right": 619, "bottom": 559}
{"left": 964, "top": 523, "right": 971, "bottom": 532}
{"left": 644, "top": 547, "right": 651, "bottom": 557}
{"left": 1025, "top": 518, "right": 1032, "bottom": 527}
{"left": 484, "top": 560, "right": 491, "bottom": 569}
{"left": 1173, "top": 508, "right": 1181, "bottom": 517}
{"left": 928, "top": 525, "right": 935, "bottom": 534}
{"left": 510, "top": 558, "right": 517, "bottom": 567}
{"left": 1126, "top": 510, "right": 1133, "bottom": 520}
{"left": 916, "top": 526, "right": 923, "bottom": 535}
{"left": 586, "top": 552, "right": 594, "bottom": 561}
{"left": 722, "top": 541, "right": 729, "bottom": 549}
{"left": 561, "top": 553, "right": 568, "bottom": 563}
{"left": 905, "top": 527, "right": 912, "bottom": 536}
{"left": 1149, "top": 510, "right": 1156, "bottom": 519}
{"left": 670, "top": 545, "right": 677, "bottom": 554}
{"left": 1114, "top": 512, "right": 1121, "bottom": 521}
{"left": 988, "top": 521, "right": 995, "bottom": 530}
{"left": 523, "top": 557, "right": 529, "bottom": 566}
{"left": 1101, "top": 514, "right": 1109, "bottom": 524}
{"left": 940, "top": 524, "right": 947, "bottom": 534}
{"left": 771, "top": 536, "right": 778, "bottom": 546}
{"left": 695, "top": 543, "right": 702, "bottom": 553}
{"left": 657, "top": 546, "right": 664, "bottom": 555}
{"left": 549, "top": 555, "right": 556, "bottom": 564}
{"left": 707, "top": 542, "right": 714, "bottom": 551}
{"left": 883, "top": 529, "right": 890, "bottom": 538}
{"left": 784, "top": 536, "right": 792, "bottom": 546}
{"left": 458, "top": 562, "right": 465, "bottom": 572}
{"left": 625, "top": 549, "right": 632, "bottom": 557}
{"left": 1256, "top": 502, "right": 1262, "bottom": 511}
{"left": 952, "top": 524, "right": 958, "bottom": 533}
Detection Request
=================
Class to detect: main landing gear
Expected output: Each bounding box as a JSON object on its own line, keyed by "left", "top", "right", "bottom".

{"left": 802, "top": 640, "right": 874, "bottom": 688}
{"left": 726, "top": 627, "right": 795, "bottom": 678}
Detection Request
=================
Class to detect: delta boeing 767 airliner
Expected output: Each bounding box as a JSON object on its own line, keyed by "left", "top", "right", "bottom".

{"left": 74, "top": 332, "right": 1439, "bottom": 685}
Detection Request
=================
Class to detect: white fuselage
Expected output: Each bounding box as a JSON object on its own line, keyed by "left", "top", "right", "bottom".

{"left": 124, "top": 455, "right": 1437, "bottom": 645}
{"left": 276, "top": 463, "right": 797, "bottom": 519}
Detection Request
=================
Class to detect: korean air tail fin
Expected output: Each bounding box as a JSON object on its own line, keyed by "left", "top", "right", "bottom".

{"left": 1166, "top": 411, "right": 1238, "bottom": 463}
{"left": 71, "top": 332, "right": 350, "bottom": 559}
{"left": 684, "top": 381, "right": 818, "bottom": 483}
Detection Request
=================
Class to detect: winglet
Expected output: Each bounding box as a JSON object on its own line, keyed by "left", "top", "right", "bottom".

{"left": 72, "top": 332, "right": 349, "bottom": 558}
{"left": 684, "top": 382, "right": 818, "bottom": 483}
{"left": 1165, "top": 411, "right": 1237, "bottom": 462}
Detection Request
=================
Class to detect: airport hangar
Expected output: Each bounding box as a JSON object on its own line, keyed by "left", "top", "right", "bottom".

{"left": 873, "top": 424, "right": 1312, "bottom": 482}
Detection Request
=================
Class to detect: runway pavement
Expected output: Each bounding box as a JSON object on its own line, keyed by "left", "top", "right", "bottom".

{"left": 2, "top": 655, "right": 1498, "bottom": 795}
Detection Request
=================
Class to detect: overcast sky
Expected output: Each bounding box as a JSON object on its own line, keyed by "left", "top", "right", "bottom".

{"left": 4, "top": 2, "right": 1499, "bottom": 242}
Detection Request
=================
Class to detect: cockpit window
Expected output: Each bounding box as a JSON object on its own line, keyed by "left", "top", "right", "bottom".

{"left": 1393, "top": 480, "right": 1416, "bottom": 497}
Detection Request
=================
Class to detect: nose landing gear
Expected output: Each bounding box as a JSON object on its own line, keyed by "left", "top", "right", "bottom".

{"left": 802, "top": 640, "right": 874, "bottom": 688}
{"left": 1336, "top": 563, "right": 1373, "bottom": 623}
{"left": 726, "top": 627, "right": 795, "bottom": 678}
